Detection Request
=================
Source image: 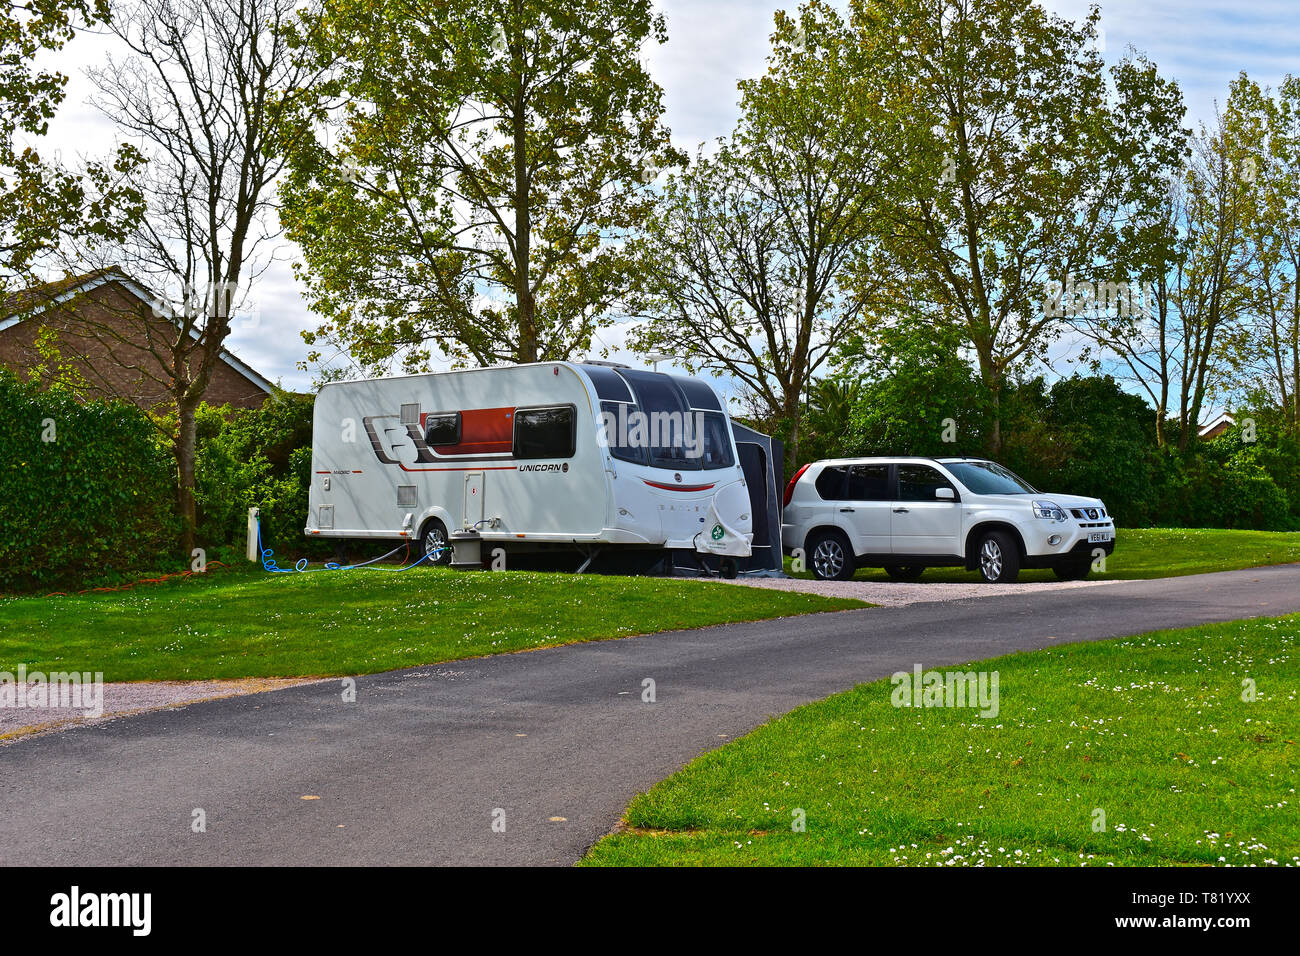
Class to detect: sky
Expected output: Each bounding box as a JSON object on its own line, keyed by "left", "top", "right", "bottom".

{"left": 35, "top": 0, "right": 1300, "bottom": 397}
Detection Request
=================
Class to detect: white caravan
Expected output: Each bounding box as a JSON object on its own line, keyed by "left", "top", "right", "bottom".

{"left": 305, "top": 362, "right": 754, "bottom": 572}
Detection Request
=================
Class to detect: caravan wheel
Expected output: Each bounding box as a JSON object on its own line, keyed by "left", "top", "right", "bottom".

{"left": 418, "top": 520, "right": 452, "bottom": 566}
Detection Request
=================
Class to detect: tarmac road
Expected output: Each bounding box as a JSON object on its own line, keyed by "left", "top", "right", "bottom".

{"left": 2, "top": 564, "right": 1298, "bottom": 866}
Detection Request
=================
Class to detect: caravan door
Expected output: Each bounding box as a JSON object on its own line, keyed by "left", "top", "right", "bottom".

{"left": 464, "top": 472, "right": 484, "bottom": 530}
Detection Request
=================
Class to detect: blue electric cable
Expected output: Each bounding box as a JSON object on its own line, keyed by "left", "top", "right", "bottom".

{"left": 257, "top": 516, "right": 447, "bottom": 574}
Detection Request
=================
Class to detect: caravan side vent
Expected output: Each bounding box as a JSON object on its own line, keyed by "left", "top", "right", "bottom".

{"left": 318, "top": 504, "right": 334, "bottom": 530}
{"left": 396, "top": 485, "right": 418, "bottom": 508}
{"left": 400, "top": 403, "right": 421, "bottom": 425}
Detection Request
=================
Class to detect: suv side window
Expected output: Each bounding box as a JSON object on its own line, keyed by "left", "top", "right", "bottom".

{"left": 897, "top": 464, "right": 957, "bottom": 501}
{"left": 845, "top": 464, "right": 891, "bottom": 500}
{"left": 814, "top": 465, "right": 849, "bottom": 500}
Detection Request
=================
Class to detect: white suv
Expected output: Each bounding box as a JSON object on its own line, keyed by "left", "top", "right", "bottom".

{"left": 781, "top": 457, "right": 1116, "bottom": 583}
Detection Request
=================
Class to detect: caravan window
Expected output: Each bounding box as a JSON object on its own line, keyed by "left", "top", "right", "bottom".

{"left": 617, "top": 370, "right": 701, "bottom": 470}
{"left": 599, "top": 401, "right": 647, "bottom": 465}
{"left": 424, "top": 412, "right": 461, "bottom": 446}
{"left": 513, "top": 405, "right": 576, "bottom": 459}
{"left": 699, "top": 412, "right": 735, "bottom": 469}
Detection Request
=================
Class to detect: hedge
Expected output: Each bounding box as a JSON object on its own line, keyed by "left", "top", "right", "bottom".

{"left": 0, "top": 369, "right": 178, "bottom": 592}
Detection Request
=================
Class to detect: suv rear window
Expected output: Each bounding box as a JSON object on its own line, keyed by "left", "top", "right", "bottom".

{"left": 846, "top": 464, "right": 891, "bottom": 500}
{"left": 814, "top": 465, "right": 849, "bottom": 500}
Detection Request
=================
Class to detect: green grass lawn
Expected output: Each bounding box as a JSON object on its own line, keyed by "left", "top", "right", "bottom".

{"left": 785, "top": 527, "right": 1300, "bottom": 582}
{"left": 0, "top": 566, "right": 865, "bottom": 681}
{"left": 582, "top": 614, "right": 1300, "bottom": 867}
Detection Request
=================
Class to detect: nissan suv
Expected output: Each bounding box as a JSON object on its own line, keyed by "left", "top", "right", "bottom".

{"left": 781, "top": 457, "right": 1116, "bottom": 583}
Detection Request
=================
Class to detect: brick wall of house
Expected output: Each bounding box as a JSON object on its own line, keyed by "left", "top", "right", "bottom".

{"left": 0, "top": 279, "right": 270, "bottom": 412}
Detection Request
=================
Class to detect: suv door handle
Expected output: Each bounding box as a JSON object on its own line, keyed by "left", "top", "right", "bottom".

{"left": 893, "top": 507, "right": 909, "bottom": 514}
{"left": 839, "top": 507, "right": 855, "bottom": 513}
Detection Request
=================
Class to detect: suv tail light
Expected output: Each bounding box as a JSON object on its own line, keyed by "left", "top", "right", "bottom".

{"left": 783, "top": 464, "right": 810, "bottom": 508}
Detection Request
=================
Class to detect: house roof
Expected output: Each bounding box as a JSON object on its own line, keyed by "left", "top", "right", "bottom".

{"left": 1198, "top": 411, "right": 1236, "bottom": 437}
{"left": 0, "top": 268, "right": 276, "bottom": 395}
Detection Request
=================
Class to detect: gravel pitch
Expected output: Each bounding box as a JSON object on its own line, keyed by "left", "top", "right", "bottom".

{"left": 717, "top": 575, "right": 1114, "bottom": 606}
{"left": 0, "top": 677, "right": 324, "bottom": 743}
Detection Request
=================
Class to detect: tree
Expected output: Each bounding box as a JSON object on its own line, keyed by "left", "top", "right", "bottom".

{"left": 1, "top": 0, "right": 142, "bottom": 293}
{"left": 278, "top": 0, "right": 679, "bottom": 377}
{"left": 629, "top": 2, "right": 893, "bottom": 467}
{"left": 843, "top": 318, "right": 991, "bottom": 458}
{"left": 800, "top": 375, "right": 861, "bottom": 464}
{"left": 75, "top": 0, "right": 331, "bottom": 554}
{"left": 852, "top": 0, "right": 1187, "bottom": 454}
{"left": 1073, "top": 77, "right": 1263, "bottom": 448}
{"left": 1234, "top": 75, "right": 1300, "bottom": 431}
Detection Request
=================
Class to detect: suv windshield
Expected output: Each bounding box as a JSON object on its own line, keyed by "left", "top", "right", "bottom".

{"left": 943, "top": 460, "right": 1038, "bottom": 495}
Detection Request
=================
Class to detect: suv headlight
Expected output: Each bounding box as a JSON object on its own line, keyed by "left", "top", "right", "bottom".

{"left": 1032, "top": 500, "right": 1067, "bottom": 522}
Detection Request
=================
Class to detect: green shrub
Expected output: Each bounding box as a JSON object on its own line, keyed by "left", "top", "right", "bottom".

{"left": 1204, "top": 418, "right": 1300, "bottom": 523}
{"left": 193, "top": 390, "right": 324, "bottom": 556}
{"left": 0, "top": 369, "right": 178, "bottom": 592}
{"left": 1026, "top": 376, "right": 1160, "bottom": 527}
{"left": 1200, "top": 457, "right": 1293, "bottom": 531}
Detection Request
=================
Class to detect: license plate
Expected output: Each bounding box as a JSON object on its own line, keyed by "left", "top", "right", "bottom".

{"left": 1089, "top": 532, "right": 1113, "bottom": 543}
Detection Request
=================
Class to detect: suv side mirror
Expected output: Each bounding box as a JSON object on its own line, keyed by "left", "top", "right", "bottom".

{"left": 935, "top": 487, "right": 956, "bottom": 501}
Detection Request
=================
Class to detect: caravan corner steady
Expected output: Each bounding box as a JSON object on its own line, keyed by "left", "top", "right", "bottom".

{"left": 305, "top": 362, "right": 754, "bottom": 571}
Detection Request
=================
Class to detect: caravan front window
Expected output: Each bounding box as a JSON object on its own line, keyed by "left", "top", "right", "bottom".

{"left": 600, "top": 401, "right": 647, "bottom": 465}
{"left": 612, "top": 370, "right": 738, "bottom": 472}
{"left": 620, "top": 372, "right": 701, "bottom": 470}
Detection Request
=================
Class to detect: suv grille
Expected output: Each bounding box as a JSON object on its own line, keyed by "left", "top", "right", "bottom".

{"left": 1070, "top": 506, "right": 1112, "bottom": 529}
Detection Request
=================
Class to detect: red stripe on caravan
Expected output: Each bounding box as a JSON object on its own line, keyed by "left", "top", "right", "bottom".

{"left": 398, "top": 464, "right": 517, "bottom": 473}
{"left": 642, "top": 479, "right": 716, "bottom": 492}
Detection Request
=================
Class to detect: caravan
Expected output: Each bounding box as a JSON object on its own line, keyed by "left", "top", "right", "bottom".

{"left": 305, "top": 362, "right": 755, "bottom": 573}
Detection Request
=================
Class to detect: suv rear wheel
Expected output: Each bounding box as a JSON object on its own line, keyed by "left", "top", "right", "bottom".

{"left": 976, "top": 530, "right": 1020, "bottom": 583}
{"left": 807, "top": 529, "right": 855, "bottom": 581}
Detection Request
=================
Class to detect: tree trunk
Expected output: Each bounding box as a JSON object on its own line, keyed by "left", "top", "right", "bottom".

{"left": 975, "top": 348, "right": 1003, "bottom": 457}
{"left": 511, "top": 60, "right": 537, "bottom": 364}
{"left": 784, "top": 391, "right": 803, "bottom": 474}
{"left": 176, "top": 401, "right": 199, "bottom": 558}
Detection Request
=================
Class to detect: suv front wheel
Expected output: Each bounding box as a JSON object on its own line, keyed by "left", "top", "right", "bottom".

{"left": 807, "top": 529, "right": 855, "bottom": 581}
{"left": 976, "top": 530, "right": 1020, "bottom": 584}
